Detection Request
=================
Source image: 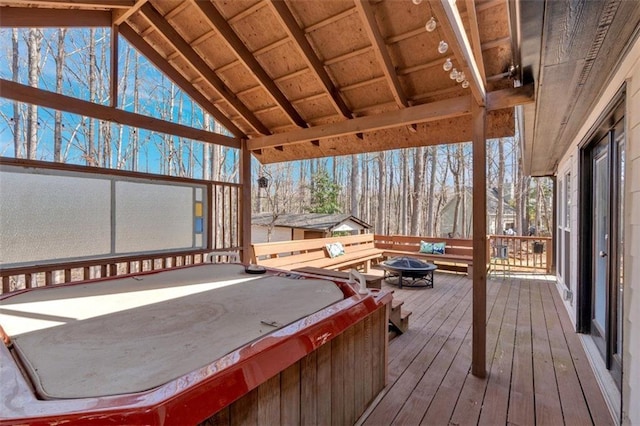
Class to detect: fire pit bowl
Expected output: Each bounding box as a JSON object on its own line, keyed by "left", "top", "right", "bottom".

{"left": 380, "top": 257, "right": 437, "bottom": 289}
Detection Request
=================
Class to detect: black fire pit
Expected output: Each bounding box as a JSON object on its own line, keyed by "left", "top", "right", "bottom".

{"left": 380, "top": 257, "right": 437, "bottom": 289}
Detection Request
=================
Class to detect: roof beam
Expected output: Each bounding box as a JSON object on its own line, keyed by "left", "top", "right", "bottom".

{"left": 354, "top": 0, "right": 409, "bottom": 108}
{"left": 119, "top": 23, "right": 245, "bottom": 138}
{"left": 432, "top": 0, "right": 486, "bottom": 104}
{"left": 112, "top": 0, "right": 147, "bottom": 25}
{"left": 192, "top": 0, "right": 308, "bottom": 129}
{"left": 140, "top": 3, "right": 270, "bottom": 135}
{"left": 486, "top": 83, "right": 534, "bottom": 110}
{"left": 247, "top": 96, "right": 471, "bottom": 151}
{"left": 0, "top": 78, "right": 240, "bottom": 149}
{"left": 464, "top": 0, "right": 487, "bottom": 85}
{"left": 268, "top": 0, "right": 353, "bottom": 120}
{"left": 0, "top": 7, "right": 111, "bottom": 27}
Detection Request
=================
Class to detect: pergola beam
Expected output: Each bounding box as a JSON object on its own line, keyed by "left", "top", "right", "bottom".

{"left": 1, "top": 0, "right": 133, "bottom": 8}
{"left": 192, "top": 0, "right": 308, "bottom": 129}
{"left": 119, "top": 23, "right": 245, "bottom": 138}
{"left": 140, "top": 3, "right": 270, "bottom": 136}
{"left": 247, "top": 96, "right": 471, "bottom": 151}
{"left": 354, "top": 0, "right": 409, "bottom": 108}
{"left": 268, "top": 0, "right": 353, "bottom": 120}
{"left": 112, "top": 0, "right": 147, "bottom": 25}
{"left": 0, "top": 7, "right": 111, "bottom": 27}
{"left": 432, "top": 0, "right": 486, "bottom": 105}
{"left": 0, "top": 79, "right": 241, "bottom": 149}
{"left": 464, "top": 0, "right": 487, "bottom": 85}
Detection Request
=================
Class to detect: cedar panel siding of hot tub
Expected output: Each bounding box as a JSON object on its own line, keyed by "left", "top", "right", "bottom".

{"left": 0, "top": 263, "right": 391, "bottom": 425}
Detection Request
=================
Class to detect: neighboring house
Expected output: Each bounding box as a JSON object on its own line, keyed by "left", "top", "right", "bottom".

{"left": 251, "top": 213, "right": 372, "bottom": 243}
{"left": 440, "top": 188, "right": 516, "bottom": 237}
{"left": 519, "top": 11, "right": 639, "bottom": 423}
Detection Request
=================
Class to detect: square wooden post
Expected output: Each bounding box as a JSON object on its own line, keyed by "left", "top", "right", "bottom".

{"left": 240, "top": 139, "right": 252, "bottom": 263}
{"left": 471, "top": 100, "right": 487, "bottom": 378}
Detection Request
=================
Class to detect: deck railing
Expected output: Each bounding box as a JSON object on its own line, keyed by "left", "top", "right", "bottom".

{"left": 487, "top": 235, "right": 553, "bottom": 273}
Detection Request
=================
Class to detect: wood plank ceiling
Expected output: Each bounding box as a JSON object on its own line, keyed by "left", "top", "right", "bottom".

{"left": 0, "top": 0, "right": 524, "bottom": 164}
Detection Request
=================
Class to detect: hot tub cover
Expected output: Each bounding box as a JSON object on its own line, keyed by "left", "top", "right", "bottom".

{"left": 0, "top": 264, "right": 343, "bottom": 399}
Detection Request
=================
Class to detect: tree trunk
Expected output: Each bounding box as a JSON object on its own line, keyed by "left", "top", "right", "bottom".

{"left": 426, "top": 146, "right": 437, "bottom": 235}
{"left": 26, "top": 28, "right": 43, "bottom": 160}
{"left": 410, "top": 147, "right": 425, "bottom": 235}
{"left": 350, "top": 155, "right": 359, "bottom": 216}
{"left": 376, "top": 152, "right": 386, "bottom": 234}
{"left": 496, "top": 137, "right": 505, "bottom": 234}
{"left": 87, "top": 28, "right": 97, "bottom": 166}
{"left": 11, "top": 28, "right": 22, "bottom": 158}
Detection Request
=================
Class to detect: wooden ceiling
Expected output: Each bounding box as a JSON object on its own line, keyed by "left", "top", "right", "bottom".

{"left": 0, "top": 0, "right": 529, "bottom": 164}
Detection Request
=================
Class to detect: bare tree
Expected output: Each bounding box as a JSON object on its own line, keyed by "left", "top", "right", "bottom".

{"left": 410, "top": 147, "right": 425, "bottom": 235}
{"left": 11, "top": 28, "right": 22, "bottom": 158}
{"left": 26, "top": 28, "right": 43, "bottom": 160}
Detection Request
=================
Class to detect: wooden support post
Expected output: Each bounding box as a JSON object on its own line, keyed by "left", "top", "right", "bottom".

{"left": 471, "top": 100, "right": 487, "bottom": 378}
{"left": 240, "top": 139, "right": 252, "bottom": 263}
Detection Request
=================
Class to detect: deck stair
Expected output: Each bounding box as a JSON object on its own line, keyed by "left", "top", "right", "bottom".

{"left": 389, "top": 298, "right": 411, "bottom": 338}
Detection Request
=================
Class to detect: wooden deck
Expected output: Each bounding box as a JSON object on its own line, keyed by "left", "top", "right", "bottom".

{"left": 359, "top": 271, "right": 613, "bottom": 426}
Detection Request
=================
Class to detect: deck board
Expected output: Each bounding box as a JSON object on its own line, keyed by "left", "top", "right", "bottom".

{"left": 359, "top": 272, "right": 613, "bottom": 426}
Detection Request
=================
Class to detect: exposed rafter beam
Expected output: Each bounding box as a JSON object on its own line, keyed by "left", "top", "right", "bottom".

{"left": 486, "top": 83, "right": 534, "bottom": 110}
{"left": 192, "top": 0, "right": 308, "bottom": 129}
{"left": 354, "top": 0, "right": 409, "bottom": 108}
{"left": 119, "top": 23, "right": 244, "bottom": 138}
{"left": 140, "top": 3, "right": 270, "bottom": 135}
{"left": 112, "top": 0, "right": 147, "bottom": 25}
{"left": 0, "top": 7, "right": 111, "bottom": 27}
{"left": 0, "top": 79, "right": 240, "bottom": 149}
{"left": 268, "top": 0, "right": 353, "bottom": 120}
{"left": 248, "top": 84, "right": 532, "bottom": 151}
{"left": 432, "top": 0, "right": 486, "bottom": 104}
{"left": 464, "top": 0, "right": 487, "bottom": 85}
{"left": 247, "top": 97, "right": 471, "bottom": 151}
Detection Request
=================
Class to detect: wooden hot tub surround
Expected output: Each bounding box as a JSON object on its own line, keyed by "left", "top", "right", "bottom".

{"left": 0, "top": 264, "right": 391, "bottom": 425}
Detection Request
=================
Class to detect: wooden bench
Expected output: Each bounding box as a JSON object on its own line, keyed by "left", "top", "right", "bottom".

{"left": 374, "top": 235, "right": 473, "bottom": 275}
{"left": 251, "top": 234, "right": 384, "bottom": 273}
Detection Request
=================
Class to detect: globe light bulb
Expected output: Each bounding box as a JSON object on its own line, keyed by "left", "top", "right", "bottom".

{"left": 425, "top": 17, "right": 437, "bottom": 32}
{"left": 412, "top": 0, "right": 423, "bottom": 4}
{"left": 438, "top": 40, "right": 448, "bottom": 54}
{"left": 462, "top": 80, "right": 470, "bottom": 88}
{"left": 443, "top": 58, "right": 452, "bottom": 71}
{"left": 456, "top": 72, "right": 465, "bottom": 83}
{"left": 450, "top": 68, "right": 458, "bottom": 80}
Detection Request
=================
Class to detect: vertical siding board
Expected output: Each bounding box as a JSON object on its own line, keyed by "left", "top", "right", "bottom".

{"left": 281, "top": 361, "right": 301, "bottom": 425}
{"left": 331, "top": 333, "right": 345, "bottom": 425}
{"left": 257, "top": 374, "right": 280, "bottom": 425}
{"left": 354, "top": 319, "right": 366, "bottom": 416}
{"left": 230, "top": 388, "right": 258, "bottom": 426}
{"left": 344, "top": 326, "right": 356, "bottom": 425}
{"left": 301, "top": 351, "right": 318, "bottom": 426}
{"left": 363, "top": 315, "right": 373, "bottom": 406}
{"left": 316, "top": 342, "right": 332, "bottom": 425}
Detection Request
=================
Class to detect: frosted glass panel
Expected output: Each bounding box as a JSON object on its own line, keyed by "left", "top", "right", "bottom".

{"left": 0, "top": 171, "right": 111, "bottom": 267}
{"left": 115, "top": 182, "right": 195, "bottom": 253}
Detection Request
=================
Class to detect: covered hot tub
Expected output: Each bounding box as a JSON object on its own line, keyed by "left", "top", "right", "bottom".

{"left": 0, "top": 263, "right": 391, "bottom": 425}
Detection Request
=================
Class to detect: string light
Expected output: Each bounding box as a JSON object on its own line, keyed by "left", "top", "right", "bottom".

{"left": 462, "top": 80, "right": 470, "bottom": 88}
{"left": 411, "top": 0, "right": 423, "bottom": 4}
{"left": 450, "top": 68, "right": 458, "bottom": 80}
{"left": 443, "top": 58, "right": 452, "bottom": 71}
{"left": 438, "top": 40, "right": 448, "bottom": 54}
{"left": 425, "top": 17, "right": 437, "bottom": 32}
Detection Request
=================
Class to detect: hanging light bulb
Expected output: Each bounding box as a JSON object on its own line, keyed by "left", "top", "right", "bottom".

{"left": 411, "top": 0, "right": 423, "bottom": 4}
{"left": 438, "top": 40, "right": 448, "bottom": 54}
{"left": 443, "top": 58, "right": 453, "bottom": 71}
{"left": 462, "top": 80, "right": 470, "bottom": 88}
{"left": 425, "top": 17, "right": 437, "bottom": 32}
{"left": 450, "top": 68, "right": 458, "bottom": 80}
{"left": 456, "top": 72, "right": 465, "bottom": 83}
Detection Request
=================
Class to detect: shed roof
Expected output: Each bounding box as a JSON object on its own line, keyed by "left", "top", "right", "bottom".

{"left": 252, "top": 213, "right": 371, "bottom": 231}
